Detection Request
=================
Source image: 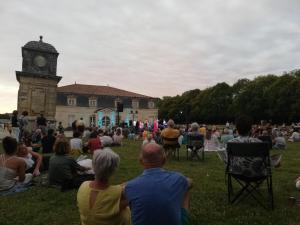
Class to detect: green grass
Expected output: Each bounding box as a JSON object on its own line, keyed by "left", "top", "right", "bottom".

{"left": 1, "top": 140, "right": 300, "bottom": 225}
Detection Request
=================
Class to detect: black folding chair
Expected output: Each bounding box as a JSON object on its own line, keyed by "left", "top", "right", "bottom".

{"left": 162, "top": 137, "right": 180, "bottom": 160}
{"left": 258, "top": 136, "right": 273, "bottom": 149}
{"left": 186, "top": 134, "right": 204, "bottom": 160}
{"left": 226, "top": 142, "right": 274, "bottom": 210}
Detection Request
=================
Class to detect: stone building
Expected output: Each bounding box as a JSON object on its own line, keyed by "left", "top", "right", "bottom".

{"left": 56, "top": 83, "right": 159, "bottom": 128}
{"left": 16, "top": 36, "right": 61, "bottom": 130}
{"left": 16, "top": 37, "right": 159, "bottom": 129}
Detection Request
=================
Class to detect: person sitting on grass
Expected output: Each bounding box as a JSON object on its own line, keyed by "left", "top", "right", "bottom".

{"left": 70, "top": 131, "right": 83, "bottom": 158}
{"left": 41, "top": 128, "right": 56, "bottom": 154}
{"left": 273, "top": 132, "right": 286, "bottom": 150}
{"left": 288, "top": 129, "right": 300, "bottom": 142}
{"left": 17, "top": 142, "right": 42, "bottom": 176}
{"left": 48, "top": 137, "right": 93, "bottom": 191}
{"left": 124, "top": 143, "right": 192, "bottom": 225}
{"left": 142, "top": 133, "right": 156, "bottom": 146}
{"left": 31, "top": 129, "right": 42, "bottom": 152}
{"left": 0, "top": 136, "right": 32, "bottom": 195}
{"left": 77, "top": 148, "right": 131, "bottom": 225}
{"left": 113, "top": 128, "right": 124, "bottom": 146}
{"left": 87, "top": 131, "right": 102, "bottom": 154}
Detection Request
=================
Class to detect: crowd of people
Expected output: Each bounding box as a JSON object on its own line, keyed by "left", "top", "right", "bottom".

{"left": 1, "top": 110, "right": 300, "bottom": 224}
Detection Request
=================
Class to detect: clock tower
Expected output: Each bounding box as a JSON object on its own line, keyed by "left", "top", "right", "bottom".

{"left": 16, "top": 36, "right": 62, "bottom": 126}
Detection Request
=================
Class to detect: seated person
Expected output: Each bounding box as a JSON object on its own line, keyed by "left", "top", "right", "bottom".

{"left": 31, "top": 129, "right": 42, "bottom": 152}
{"left": 296, "top": 176, "right": 300, "bottom": 190}
{"left": 124, "top": 143, "right": 191, "bottom": 225}
{"left": 87, "top": 132, "right": 102, "bottom": 154}
{"left": 228, "top": 115, "right": 281, "bottom": 176}
{"left": 41, "top": 128, "right": 56, "bottom": 153}
{"left": 161, "top": 119, "right": 180, "bottom": 146}
{"left": 17, "top": 143, "right": 42, "bottom": 176}
{"left": 100, "top": 132, "right": 114, "bottom": 147}
{"left": 113, "top": 128, "right": 124, "bottom": 146}
{"left": 48, "top": 138, "right": 93, "bottom": 190}
{"left": 77, "top": 148, "right": 131, "bottom": 225}
{"left": 273, "top": 132, "right": 286, "bottom": 150}
{"left": 220, "top": 128, "right": 234, "bottom": 147}
{"left": 142, "top": 134, "right": 156, "bottom": 146}
{"left": 289, "top": 129, "right": 300, "bottom": 142}
{"left": 204, "top": 128, "right": 220, "bottom": 151}
{"left": 0, "top": 137, "right": 32, "bottom": 195}
{"left": 70, "top": 131, "right": 83, "bottom": 158}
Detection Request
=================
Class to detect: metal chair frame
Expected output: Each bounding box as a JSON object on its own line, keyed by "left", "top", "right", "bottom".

{"left": 226, "top": 142, "right": 274, "bottom": 210}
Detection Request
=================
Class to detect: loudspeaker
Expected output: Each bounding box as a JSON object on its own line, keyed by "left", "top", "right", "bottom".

{"left": 117, "top": 102, "right": 123, "bottom": 112}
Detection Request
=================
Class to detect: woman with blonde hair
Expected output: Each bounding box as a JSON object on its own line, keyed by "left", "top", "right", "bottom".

{"left": 77, "top": 148, "right": 131, "bottom": 225}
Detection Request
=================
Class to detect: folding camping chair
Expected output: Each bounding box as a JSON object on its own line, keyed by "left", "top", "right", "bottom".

{"left": 162, "top": 137, "right": 180, "bottom": 160}
{"left": 186, "top": 134, "right": 204, "bottom": 160}
{"left": 226, "top": 142, "right": 274, "bottom": 210}
{"left": 258, "top": 135, "right": 273, "bottom": 149}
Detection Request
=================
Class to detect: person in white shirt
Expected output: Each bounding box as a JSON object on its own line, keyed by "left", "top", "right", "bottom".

{"left": 70, "top": 131, "right": 83, "bottom": 157}
{"left": 113, "top": 128, "right": 123, "bottom": 146}
{"left": 289, "top": 129, "right": 300, "bottom": 142}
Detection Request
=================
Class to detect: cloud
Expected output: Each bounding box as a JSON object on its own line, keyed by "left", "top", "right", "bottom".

{"left": 0, "top": 0, "right": 299, "bottom": 113}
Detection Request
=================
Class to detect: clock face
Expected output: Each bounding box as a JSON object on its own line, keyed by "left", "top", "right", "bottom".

{"left": 33, "top": 55, "right": 47, "bottom": 67}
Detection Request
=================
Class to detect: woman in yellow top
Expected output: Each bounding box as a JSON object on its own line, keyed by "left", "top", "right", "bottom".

{"left": 77, "top": 148, "right": 131, "bottom": 225}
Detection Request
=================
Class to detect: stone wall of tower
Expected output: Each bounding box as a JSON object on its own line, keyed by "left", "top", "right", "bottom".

{"left": 17, "top": 76, "right": 58, "bottom": 121}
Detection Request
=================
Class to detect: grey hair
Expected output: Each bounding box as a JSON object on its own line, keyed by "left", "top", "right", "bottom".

{"left": 92, "top": 148, "right": 120, "bottom": 181}
{"left": 191, "top": 122, "right": 199, "bottom": 131}
{"left": 167, "top": 119, "right": 175, "bottom": 128}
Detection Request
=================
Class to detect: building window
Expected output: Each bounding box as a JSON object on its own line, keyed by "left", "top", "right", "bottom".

{"left": 89, "top": 99, "right": 97, "bottom": 107}
{"left": 67, "top": 97, "right": 76, "bottom": 106}
{"left": 148, "top": 101, "right": 155, "bottom": 109}
{"left": 132, "top": 99, "right": 139, "bottom": 109}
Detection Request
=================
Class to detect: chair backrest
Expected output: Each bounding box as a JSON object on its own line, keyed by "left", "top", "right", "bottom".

{"left": 227, "top": 142, "right": 270, "bottom": 157}
{"left": 162, "top": 137, "right": 179, "bottom": 148}
{"left": 226, "top": 142, "right": 271, "bottom": 176}
{"left": 258, "top": 136, "right": 273, "bottom": 149}
{"left": 187, "top": 134, "right": 204, "bottom": 148}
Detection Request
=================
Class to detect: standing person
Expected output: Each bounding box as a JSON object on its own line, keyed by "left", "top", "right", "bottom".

{"left": 19, "top": 111, "right": 29, "bottom": 138}
{"left": 11, "top": 110, "right": 20, "bottom": 142}
{"left": 57, "top": 122, "right": 64, "bottom": 134}
{"left": 36, "top": 113, "right": 47, "bottom": 134}
{"left": 124, "top": 143, "right": 191, "bottom": 225}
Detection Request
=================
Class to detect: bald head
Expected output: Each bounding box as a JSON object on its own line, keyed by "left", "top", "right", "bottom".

{"left": 140, "top": 143, "right": 165, "bottom": 168}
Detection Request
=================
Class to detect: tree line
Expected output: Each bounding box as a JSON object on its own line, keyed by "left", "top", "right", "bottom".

{"left": 157, "top": 69, "right": 300, "bottom": 124}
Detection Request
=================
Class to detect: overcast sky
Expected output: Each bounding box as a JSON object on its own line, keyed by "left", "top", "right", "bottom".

{"left": 0, "top": 0, "right": 300, "bottom": 113}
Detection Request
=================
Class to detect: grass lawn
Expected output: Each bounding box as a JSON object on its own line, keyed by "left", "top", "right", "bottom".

{"left": 1, "top": 139, "right": 300, "bottom": 225}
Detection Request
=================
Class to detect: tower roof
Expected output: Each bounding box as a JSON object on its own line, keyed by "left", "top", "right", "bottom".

{"left": 23, "top": 36, "right": 58, "bottom": 53}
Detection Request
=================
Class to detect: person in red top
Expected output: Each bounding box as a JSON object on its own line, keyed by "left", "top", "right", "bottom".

{"left": 87, "top": 131, "right": 101, "bottom": 154}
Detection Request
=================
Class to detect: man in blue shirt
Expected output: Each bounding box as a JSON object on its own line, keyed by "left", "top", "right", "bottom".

{"left": 124, "top": 143, "right": 191, "bottom": 225}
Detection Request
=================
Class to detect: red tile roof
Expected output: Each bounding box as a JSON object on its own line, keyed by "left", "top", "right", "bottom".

{"left": 57, "top": 84, "right": 153, "bottom": 98}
